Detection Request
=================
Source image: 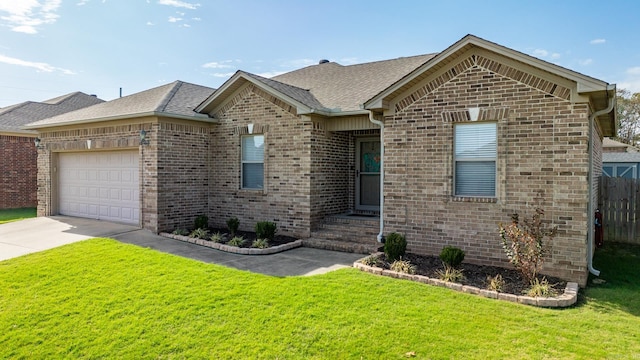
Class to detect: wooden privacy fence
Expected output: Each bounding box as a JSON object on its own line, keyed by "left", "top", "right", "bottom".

{"left": 599, "top": 176, "right": 640, "bottom": 244}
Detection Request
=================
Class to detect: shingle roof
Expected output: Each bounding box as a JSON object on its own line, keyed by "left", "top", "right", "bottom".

{"left": 271, "top": 54, "right": 436, "bottom": 112}
{"left": 0, "top": 92, "right": 104, "bottom": 133}
{"left": 242, "top": 71, "right": 326, "bottom": 110}
{"left": 25, "top": 81, "right": 216, "bottom": 129}
{"left": 604, "top": 153, "right": 640, "bottom": 163}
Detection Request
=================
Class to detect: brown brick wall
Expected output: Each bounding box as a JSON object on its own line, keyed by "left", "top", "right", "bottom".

{"left": 208, "top": 85, "right": 312, "bottom": 237}
{"left": 0, "top": 135, "right": 37, "bottom": 209}
{"left": 156, "top": 120, "right": 211, "bottom": 232}
{"left": 384, "top": 57, "right": 592, "bottom": 285}
{"left": 310, "top": 118, "right": 350, "bottom": 229}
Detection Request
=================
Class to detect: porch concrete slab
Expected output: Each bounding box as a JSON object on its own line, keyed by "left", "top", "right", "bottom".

{"left": 113, "top": 230, "right": 364, "bottom": 277}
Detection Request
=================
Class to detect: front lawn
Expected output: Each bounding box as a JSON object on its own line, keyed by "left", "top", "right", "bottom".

{"left": 0, "top": 207, "right": 36, "bottom": 224}
{"left": 0, "top": 239, "right": 638, "bottom": 359}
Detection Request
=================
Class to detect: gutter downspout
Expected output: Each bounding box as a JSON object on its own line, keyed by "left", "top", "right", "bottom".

{"left": 368, "top": 111, "right": 384, "bottom": 242}
{"left": 587, "top": 84, "right": 616, "bottom": 276}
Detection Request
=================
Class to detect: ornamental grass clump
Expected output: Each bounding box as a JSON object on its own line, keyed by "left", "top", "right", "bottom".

{"left": 499, "top": 206, "right": 557, "bottom": 286}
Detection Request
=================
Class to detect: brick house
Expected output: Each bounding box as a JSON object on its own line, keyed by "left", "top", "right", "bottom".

{"left": 27, "top": 35, "right": 615, "bottom": 286}
{"left": 0, "top": 92, "right": 104, "bottom": 209}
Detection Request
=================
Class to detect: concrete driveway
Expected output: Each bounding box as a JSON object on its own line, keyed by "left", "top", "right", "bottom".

{"left": 0, "top": 216, "right": 364, "bottom": 276}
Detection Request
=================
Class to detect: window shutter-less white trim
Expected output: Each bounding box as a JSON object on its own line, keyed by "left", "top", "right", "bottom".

{"left": 241, "top": 135, "right": 264, "bottom": 189}
{"left": 454, "top": 122, "right": 496, "bottom": 196}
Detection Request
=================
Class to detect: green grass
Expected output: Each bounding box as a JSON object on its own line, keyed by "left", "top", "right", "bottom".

{"left": 0, "top": 207, "right": 36, "bottom": 224}
{"left": 0, "top": 239, "right": 638, "bottom": 359}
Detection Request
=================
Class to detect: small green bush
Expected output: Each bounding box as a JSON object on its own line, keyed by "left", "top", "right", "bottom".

{"left": 172, "top": 228, "right": 189, "bottom": 236}
{"left": 384, "top": 232, "right": 407, "bottom": 261}
{"left": 255, "top": 221, "right": 277, "bottom": 241}
{"left": 227, "top": 236, "right": 245, "bottom": 247}
{"left": 390, "top": 258, "right": 416, "bottom": 274}
{"left": 189, "top": 228, "right": 210, "bottom": 239}
{"left": 439, "top": 246, "right": 465, "bottom": 268}
{"left": 252, "top": 239, "right": 269, "bottom": 249}
{"left": 227, "top": 217, "right": 239, "bottom": 236}
{"left": 194, "top": 215, "right": 208, "bottom": 230}
{"left": 210, "top": 232, "right": 225, "bottom": 243}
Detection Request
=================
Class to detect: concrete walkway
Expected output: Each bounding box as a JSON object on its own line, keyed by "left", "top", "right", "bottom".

{"left": 0, "top": 216, "right": 364, "bottom": 276}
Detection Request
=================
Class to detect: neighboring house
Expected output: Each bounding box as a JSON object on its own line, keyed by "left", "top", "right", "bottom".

{"left": 0, "top": 92, "right": 104, "bottom": 209}
{"left": 602, "top": 138, "right": 640, "bottom": 179}
{"left": 26, "top": 35, "right": 616, "bottom": 286}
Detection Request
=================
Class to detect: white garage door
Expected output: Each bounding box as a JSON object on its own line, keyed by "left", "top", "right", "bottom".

{"left": 59, "top": 151, "right": 140, "bottom": 225}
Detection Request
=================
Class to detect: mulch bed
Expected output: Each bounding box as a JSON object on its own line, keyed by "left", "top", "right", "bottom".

{"left": 208, "top": 228, "right": 298, "bottom": 248}
{"left": 376, "top": 253, "right": 567, "bottom": 296}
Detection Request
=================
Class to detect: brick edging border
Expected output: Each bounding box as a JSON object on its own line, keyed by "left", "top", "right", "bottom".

{"left": 159, "top": 233, "right": 303, "bottom": 255}
{"left": 353, "top": 254, "right": 578, "bottom": 308}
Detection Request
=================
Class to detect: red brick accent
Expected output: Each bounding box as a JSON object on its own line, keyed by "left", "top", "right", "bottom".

{"left": 0, "top": 135, "right": 37, "bottom": 209}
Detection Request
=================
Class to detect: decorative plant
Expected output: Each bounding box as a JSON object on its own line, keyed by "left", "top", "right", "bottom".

{"left": 390, "top": 258, "right": 416, "bottom": 274}
{"left": 255, "top": 221, "right": 277, "bottom": 241}
{"left": 227, "top": 236, "right": 245, "bottom": 247}
{"left": 439, "top": 246, "right": 465, "bottom": 269}
{"left": 499, "top": 206, "right": 557, "bottom": 285}
{"left": 189, "top": 228, "right": 210, "bottom": 239}
{"left": 251, "top": 239, "right": 269, "bottom": 249}
{"left": 436, "top": 266, "right": 465, "bottom": 283}
{"left": 525, "top": 277, "right": 557, "bottom": 297}
{"left": 360, "top": 255, "right": 381, "bottom": 267}
{"left": 194, "top": 214, "right": 208, "bottom": 230}
{"left": 210, "top": 232, "right": 224, "bottom": 243}
{"left": 384, "top": 232, "right": 407, "bottom": 261}
{"left": 227, "top": 217, "right": 240, "bottom": 237}
{"left": 486, "top": 274, "right": 505, "bottom": 292}
{"left": 172, "top": 228, "right": 189, "bottom": 236}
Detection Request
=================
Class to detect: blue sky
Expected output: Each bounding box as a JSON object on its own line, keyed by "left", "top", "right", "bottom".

{"left": 0, "top": 0, "right": 639, "bottom": 107}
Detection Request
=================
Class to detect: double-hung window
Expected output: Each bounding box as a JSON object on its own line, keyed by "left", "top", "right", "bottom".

{"left": 454, "top": 122, "right": 497, "bottom": 197}
{"left": 241, "top": 134, "right": 264, "bottom": 189}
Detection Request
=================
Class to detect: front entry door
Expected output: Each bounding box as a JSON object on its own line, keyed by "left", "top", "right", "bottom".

{"left": 355, "top": 137, "right": 381, "bottom": 211}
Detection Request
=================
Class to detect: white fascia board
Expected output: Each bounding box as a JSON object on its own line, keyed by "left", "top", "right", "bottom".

{"left": 24, "top": 111, "right": 216, "bottom": 130}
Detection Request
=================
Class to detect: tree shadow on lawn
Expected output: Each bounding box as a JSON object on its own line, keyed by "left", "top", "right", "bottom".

{"left": 581, "top": 242, "right": 640, "bottom": 316}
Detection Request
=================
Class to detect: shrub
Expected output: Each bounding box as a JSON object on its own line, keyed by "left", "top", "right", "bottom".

{"left": 486, "top": 274, "right": 505, "bottom": 292}
{"left": 439, "top": 246, "right": 465, "bottom": 269}
{"left": 227, "top": 236, "right": 245, "bottom": 247}
{"left": 210, "top": 232, "right": 225, "bottom": 243}
{"left": 194, "top": 214, "right": 208, "bottom": 230}
{"left": 499, "top": 206, "right": 557, "bottom": 285}
{"left": 172, "top": 228, "right": 189, "bottom": 236}
{"left": 384, "top": 232, "right": 407, "bottom": 261}
{"left": 252, "top": 239, "right": 269, "bottom": 249}
{"left": 360, "top": 255, "right": 381, "bottom": 267}
{"left": 255, "top": 221, "right": 277, "bottom": 241}
{"left": 226, "top": 217, "right": 239, "bottom": 236}
{"left": 436, "top": 266, "right": 465, "bottom": 283}
{"left": 390, "top": 258, "right": 416, "bottom": 274}
{"left": 189, "top": 228, "right": 210, "bottom": 239}
{"left": 524, "top": 277, "right": 557, "bottom": 297}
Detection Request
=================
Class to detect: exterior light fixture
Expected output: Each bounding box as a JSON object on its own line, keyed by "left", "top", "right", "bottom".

{"left": 34, "top": 137, "right": 41, "bottom": 148}
{"left": 140, "top": 129, "right": 149, "bottom": 145}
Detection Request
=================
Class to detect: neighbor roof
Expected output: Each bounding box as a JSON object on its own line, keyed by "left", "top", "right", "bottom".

{"left": 0, "top": 92, "right": 104, "bottom": 134}
{"left": 25, "top": 81, "right": 215, "bottom": 129}
{"left": 604, "top": 152, "right": 640, "bottom": 163}
{"left": 196, "top": 54, "right": 436, "bottom": 116}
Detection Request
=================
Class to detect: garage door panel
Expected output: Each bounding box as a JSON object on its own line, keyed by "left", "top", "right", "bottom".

{"left": 59, "top": 151, "right": 139, "bottom": 225}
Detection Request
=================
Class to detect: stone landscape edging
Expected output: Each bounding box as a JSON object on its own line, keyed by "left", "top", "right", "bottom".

{"left": 353, "top": 253, "right": 578, "bottom": 308}
{"left": 159, "top": 233, "right": 303, "bottom": 255}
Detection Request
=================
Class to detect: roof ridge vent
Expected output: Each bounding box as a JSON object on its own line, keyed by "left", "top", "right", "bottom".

{"left": 318, "top": 59, "right": 330, "bottom": 64}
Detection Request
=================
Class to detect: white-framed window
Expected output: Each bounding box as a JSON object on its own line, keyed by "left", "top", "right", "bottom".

{"left": 241, "top": 134, "right": 264, "bottom": 189}
{"left": 454, "top": 122, "right": 497, "bottom": 197}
